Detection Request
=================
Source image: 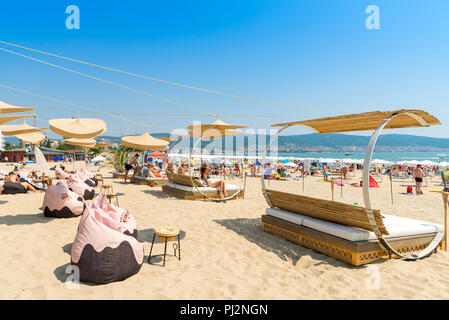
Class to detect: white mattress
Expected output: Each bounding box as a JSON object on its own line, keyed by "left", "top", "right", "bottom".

{"left": 265, "top": 208, "right": 443, "bottom": 242}
{"left": 165, "top": 182, "right": 242, "bottom": 194}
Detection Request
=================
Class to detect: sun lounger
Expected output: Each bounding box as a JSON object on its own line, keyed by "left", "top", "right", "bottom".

{"left": 162, "top": 173, "right": 244, "bottom": 200}
{"left": 261, "top": 189, "right": 443, "bottom": 266}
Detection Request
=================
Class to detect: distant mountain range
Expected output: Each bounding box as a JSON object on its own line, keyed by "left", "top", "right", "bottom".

{"left": 4, "top": 133, "right": 449, "bottom": 152}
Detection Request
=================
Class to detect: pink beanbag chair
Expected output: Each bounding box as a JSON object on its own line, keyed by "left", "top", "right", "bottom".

{"left": 71, "top": 204, "right": 144, "bottom": 284}
{"left": 76, "top": 167, "right": 98, "bottom": 187}
{"left": 55, "top": 168, "right": 70, "bottom": 179}
{"left": 92, "top": 193, "right": 138, "bottom": 238}
{"left": 67, "top": 175, "right": 95, "bottom": 200}
{"left": 0, "top": 181, "right": 4, "bottom": 194}
{"left": 42, "top": 181, "right": 85, "bottom": 218}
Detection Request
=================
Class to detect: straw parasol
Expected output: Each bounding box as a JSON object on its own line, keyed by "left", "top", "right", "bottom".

{"left": 0, "top": 122, "right": 41, "bottom": 135}
{"left": 16, "top": 132, "right": 46, "bottom": 144}
{"left": 187, "top": 117, "right": 247, "bottom": 131}
{"left": 121, "top": 132, "right": 169, "bottom": 150}
{"left": 64, "top": 138, "right": 97, "bottom": 147}
{"left": 0, "top": 101, "right": 35, "bottom": 114}
{"left": 49, "top": 117, "right": 107, "bottom": 139}
{"left": 0, "top": 114, "right": 36, "bottom": 125}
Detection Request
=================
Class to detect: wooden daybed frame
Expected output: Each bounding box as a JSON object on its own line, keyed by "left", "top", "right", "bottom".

{"left": 261, "top": 110, "right": 445, "bottom": 266}
{"left": 162, "top": 173, "right": 245, "bottom": 201}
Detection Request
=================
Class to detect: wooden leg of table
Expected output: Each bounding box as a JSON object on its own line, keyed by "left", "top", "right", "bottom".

{"left": 148, "top": 233, "right": 155, "bottom": 263}
{"left": 163, "top": 238, "right": 167, "bottom": 267}
{"left": 178, "top": 234, "right": 181, "bottom": 260}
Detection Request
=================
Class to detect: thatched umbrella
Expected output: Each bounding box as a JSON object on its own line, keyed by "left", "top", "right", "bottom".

{"left": 0, "top": 122, "right": 41, "bottom": 135}
{"left": 49, "top": 117, "right": 107, "bottom": 139}
{"left": 0, "top": 114, "right": 36, "bottom": 125}
{"left": 64, "top": 138, "right": 97, "bottom": 148}
{"left": 0, "top": 101, "right": 35, "bottom": 113}
{"left": 16, "top": 132, "right": 46, "bottom": 145}
{"left": 121, "top": 132, "right": 169, "bottom": 150}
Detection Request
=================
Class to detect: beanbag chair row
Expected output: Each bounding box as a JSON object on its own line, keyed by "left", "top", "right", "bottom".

{"left": 93, "top": 193, "right": 138, "bottom": 238}
{"left": 67, "top": 175, "right": 95, "bottom": 200}
{"left": 55, "top": 167, "right": 70, "bottom": 179}
{"left": 0, "top": 181, "right": 27, "bottom": 194}
{"left": 71, "top": 200, "right": 143, "bottom": 284}
{"left": 76, "top": 167, "right": 98, "bottom": 187}
{"left": 42, "top": 181, "right": 85, "bottom": 218}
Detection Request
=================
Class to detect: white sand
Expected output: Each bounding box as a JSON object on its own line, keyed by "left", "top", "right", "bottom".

{"left": 1, "top": 161, "right": 449, "bottom": 299}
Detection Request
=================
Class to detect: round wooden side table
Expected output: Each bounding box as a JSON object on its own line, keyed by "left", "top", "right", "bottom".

{"left": 148, "top": 226, "right": 181, "bottom": 266}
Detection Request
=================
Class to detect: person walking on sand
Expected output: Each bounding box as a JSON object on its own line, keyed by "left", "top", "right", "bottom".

{"left": 124, "top": 154, "right": 140, "bottom": 183}
{"left": 412, "top": 164, "right": 425, "bottom": 195}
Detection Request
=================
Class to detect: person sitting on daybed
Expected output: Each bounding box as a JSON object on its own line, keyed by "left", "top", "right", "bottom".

{"left": 200, "top": 164, "right": 227, "bottom": 199}
{"left": 166, "top": 163, "right": 175, "bottom": 175}
{"left": 177, "top": 163, "right": 186, "bottom": 175}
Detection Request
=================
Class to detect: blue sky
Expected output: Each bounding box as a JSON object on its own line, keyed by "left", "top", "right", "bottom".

{"left": 0, "top": 0, "right": 448, "bottom": 138}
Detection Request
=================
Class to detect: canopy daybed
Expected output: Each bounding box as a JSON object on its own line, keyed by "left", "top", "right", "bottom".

{"left": 261, "top": 110, "right": 445, "bottom": 266}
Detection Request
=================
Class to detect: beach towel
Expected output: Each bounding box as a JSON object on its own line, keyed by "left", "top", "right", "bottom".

{"left": 70, "top": 204, "right": 144, "bottom": 284}
{"left": 42, "top": 181, "right": 85, "bottom": 218}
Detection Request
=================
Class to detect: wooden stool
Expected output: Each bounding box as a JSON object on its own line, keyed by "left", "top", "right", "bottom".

{"left": 148, "top": 226, "right": 181, "bottom": 266}
{"left": 96, "top": 177, "right": 104, "bottom": 187}
{"left": 105, "top": 193, "right": 119, "bottom": 206}
{"left": 100, "top": 183, "right": 113, "bottom": 194}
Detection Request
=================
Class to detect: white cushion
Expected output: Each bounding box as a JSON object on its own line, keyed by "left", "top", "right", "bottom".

{"left": 266, "top": 208, "right": 305, "bottom": 226}
{"left": 266, "top": 208, "right": 443, "bottom": 242}
{"left": 165, "top": 182, "right": 242, "bottom": 194}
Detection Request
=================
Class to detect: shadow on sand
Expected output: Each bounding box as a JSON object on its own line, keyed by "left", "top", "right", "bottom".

{"left": 141, "top": 189, "right": 171, "bottom": 199}
{"left": 214, "top": 218, "right": 360, "bottom": 269}
{"left": 0, "top": 212, "right": 53, "bottom": 226}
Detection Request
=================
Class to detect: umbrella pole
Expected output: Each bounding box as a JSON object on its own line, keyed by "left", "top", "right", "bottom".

{"left": 302, "top": 172, "right": 305, "bottom": 193}
{"left": 443, "top": 192, "right": 448, "bottom": 251}
{"left": 340, "top": 171, "right": 343, "bottom": 198}
{"left": 389, "top": 170, "right": 394, "bottom": 205}
{"left": 330, "top": 179, "right": 335, "bottom": 201}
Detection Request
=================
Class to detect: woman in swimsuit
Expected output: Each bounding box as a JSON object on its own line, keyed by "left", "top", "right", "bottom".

{"left": 200, "top": 164, "right": 227, "bottom": 199}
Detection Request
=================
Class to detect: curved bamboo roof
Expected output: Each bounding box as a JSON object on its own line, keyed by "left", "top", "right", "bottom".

{"left": 0, "top": 123, "right": 41, "bottom": 136}
{"left": 49, "top": 118, "right": 107, "bottom": 139}
{"left": 16, "top": 132, "right": 46, "bottom": 144}
{"left": 121, "top": 132, "right": 169, "bottom": 150}
{"left": 271, "top": 110, "right": 441, "bottom": 133}
{"left": 0, "top": 101, "right": 35, "bottom": 114}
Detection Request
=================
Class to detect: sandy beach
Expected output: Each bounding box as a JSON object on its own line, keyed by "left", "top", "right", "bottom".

{"left": 1, "top": 161, "right": 449, "bottom": 300}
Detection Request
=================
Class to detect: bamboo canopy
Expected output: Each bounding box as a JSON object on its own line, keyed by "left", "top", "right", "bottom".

{"left": 271, "top": 110, "right": 441, "bottom": 133}
{"left": 121, "top": 132, "right": 169, "bottom": 150}
{"left": 0, "top": 123, "right": 41, "bottom": 136}
{"left": 0, "top": 101, "right": 35, "bottom": 114}
{"left": 16, "top": 132, "right": 46, "bottom": 144}
{"left": 49, "top": 118, "right": 107, "bottom": 139}
{"left": 64, "top": 138, "right": 97, "bottom": 147}
{"left": 0, "top": 114, "right": 36, "bottom": 125}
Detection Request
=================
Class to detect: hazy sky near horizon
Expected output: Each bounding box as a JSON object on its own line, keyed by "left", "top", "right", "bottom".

{"left": 0, "top": 1, "right": 448, "bottom": 139}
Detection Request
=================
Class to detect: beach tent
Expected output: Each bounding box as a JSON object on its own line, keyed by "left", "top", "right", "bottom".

{"left": 264, "top": 168, "right": 279, "bottom": 178}
{"left": 49, "top": 117, "right": 107, "bottom": 139}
